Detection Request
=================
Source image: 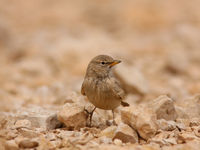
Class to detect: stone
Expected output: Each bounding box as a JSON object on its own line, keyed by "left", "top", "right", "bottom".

{"left": 6, "top": 130, "right": 18, "bottom": 140}
{"left": 57, "top": 103, "right": 87, "bottom": 130}
{"left": 14, "top": 119, "right": 32, "bottom": 129}
{"left": 150, "top": 95, "right": 177, "bottom": 121}
{"left": 18, "top": 139, "right": 39, "bottom": 149}
{"left": 157, "top": 119, "right": 176, "bottom": 131}
{"left": 17, "top": 128, "right": 40, "bottom": 138}
{"left": 149, "top": 130, "right": 178, "bottom": 146}
{"left": 113, "top": 139, "right": 122, "bottom": 146}
{"left": 177, "top": 132, "right": 198, "bottom": 144}
{"left": 176, "top": 118, "right": 190, "bottom": 128}
{"left": 46, "top": 113, "right": 64, "bottom": 130}
{"left": 114, "top": 64, "right": 149, "bottom": 96}
{"left": 121, "top": 105, "right": 157, "bottom": 140}
{"left": 193, "top": 126, "right": 200, "bottom": 138}
{"left": 99, "top": 136, "right": 112, "bottom": 144}
{"left": 4, "top": 140, "right": 18, "bottom": 150}
{"left": 14, "top": 105, "right": 61, "bottom": 130}
{"left": 178, "top": 94, "right": 200, "bottom": 118}
{"left": 175, "top": 106, "right": 189, "bottom": 119}
{"left": 190, "top": 118, "right": 200, "bottom": 127}
{"left": 113, "top": 123, "right": 138, "bottom": 143}
{"left": 99, "top": 126, "right": 117, "bottom": 138}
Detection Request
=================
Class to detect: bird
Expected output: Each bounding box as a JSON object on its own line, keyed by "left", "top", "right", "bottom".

{"left": 81, "top": 55, "right": 129, "bottom": 126}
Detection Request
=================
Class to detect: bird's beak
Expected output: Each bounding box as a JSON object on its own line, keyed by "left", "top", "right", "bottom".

{"left": 109, "top": 60, "right": 121, "bottom": 67}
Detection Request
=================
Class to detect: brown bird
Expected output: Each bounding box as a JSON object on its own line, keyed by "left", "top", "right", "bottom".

{"left": 81, "top": 55, "right": 129, "bottom": 126}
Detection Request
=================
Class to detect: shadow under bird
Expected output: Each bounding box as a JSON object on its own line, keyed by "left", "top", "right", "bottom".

{"left": 81, "top": 55, "right": 129, "bottom": 126}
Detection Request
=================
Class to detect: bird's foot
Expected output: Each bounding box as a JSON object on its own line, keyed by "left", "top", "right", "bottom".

{"left": 84, "top": 108, "right": 90, "bottom": 115}
{"left": 84, "top": 107, "right": 96, "bottom": 127}
{"left": 112, "top": 120, "right": 117, "bottom": 126}
{"left": 106, "top": 120, "right": 117, "bottom": 126}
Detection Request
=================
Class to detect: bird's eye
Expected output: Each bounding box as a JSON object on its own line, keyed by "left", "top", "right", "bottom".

{"left": 101, "top": 61, "right": 105, "bottom": 65}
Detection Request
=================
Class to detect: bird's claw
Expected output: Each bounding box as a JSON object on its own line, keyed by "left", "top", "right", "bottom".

{"left": 112, "top": 120, "right": 117, "bottom": 126}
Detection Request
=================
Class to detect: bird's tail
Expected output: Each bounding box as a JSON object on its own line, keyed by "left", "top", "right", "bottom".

{"left": 121, "top": 101, "right": 130, "bottom": 107}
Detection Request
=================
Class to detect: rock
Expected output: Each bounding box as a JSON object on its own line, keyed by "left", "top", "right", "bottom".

{"left": 18, "top": 139, "right": 39, "bottom": 149}
{"left": 150, "top": 95, "right": 177, "bottom": 121}
{"left": 57, "top": 103, "right": 87, "bottom": 130}
{"left": 175, "top": 106, "right": 189, "bottom": 119}
{"left": 157, "top": 119, "right": 176, "bottom": 131}
{"left": 176, "top": 122, "right": 186, "bottom": 131}
{"left": 113, "top": 123, "right": 138, "bottom": 143}
{"left": 4, "top": 140, "right": 18, "bottom": 150}
{"left": 150, "top": 136, "right": 177, "bottom": 146}
{"left": 14, "top": 119, "right": 32, "bottom": 129}
{"left": 6, "top": 130, "right": 18, "bottom": 140}
{"left": 178, "top": 94, "right": 200, "bottom": 118}
{"left": 99, "top": 126, "right": 117, "bottom": 138}
{"left": 99, "top": 136, "right": 112, "bottom": 144}
{"left": 121, "top": 105, "right": 157, "bottom": 140}
{"left": 17, "top": 128, "right": 40, "bottom": 138}
{"left": 46, "top": 113, "right": 64, "bottom": 130}
{"left": 114, "top": 64, "right": 149, "bottom": 96}
{"left": 149, "top": 130, "right": 178, "bottom": 146}
{"left": 176, "top": 118, "right": 190, "bottom": 128}
{"left": 193, "top": 126, "right": 200, "bottom": 138}
{"left": 177, "top": 132, "right": 198, "bottom": 144}
{"left": 113, "top": 139, "right": 122, "bottom": 146}
{"left": 45, "top": 132, "right": 57, "bottom": 141}
{"left": 190, "top": 118, "right": 200, "bottom": 127}
{"left": 14, "top": 106, "right": 60, "bottom": 130}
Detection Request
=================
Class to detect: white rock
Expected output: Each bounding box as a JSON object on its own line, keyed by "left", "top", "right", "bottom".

{"left": 57, "top": 103, "right": 87, "bottom": 130}
{"left": 14, "top": 106, "right": 62, "bottom": 130}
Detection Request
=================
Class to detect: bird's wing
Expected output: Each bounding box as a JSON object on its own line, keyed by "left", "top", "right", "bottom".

{"left": 81, "top": 82, "right": 86, "bottom": 96}
{"left": 109, "top": 78, "right": 129, "bottom": 107}
{"left": 109, "top": 78, "right": 125, "bottom": 100}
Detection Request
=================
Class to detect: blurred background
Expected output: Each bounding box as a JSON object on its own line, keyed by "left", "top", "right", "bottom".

{"left": 0, "top": 0, "right": 200, "bottom": 112}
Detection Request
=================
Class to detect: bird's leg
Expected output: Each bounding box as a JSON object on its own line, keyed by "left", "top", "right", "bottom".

{"left": 84, "top": 107, "right": 96, "bottom": 127}
{"left": 112, "top": 109, "right": 117, "bottom": 126}
{"left": 89, "top": 107, "right": 96, "bottom": 126}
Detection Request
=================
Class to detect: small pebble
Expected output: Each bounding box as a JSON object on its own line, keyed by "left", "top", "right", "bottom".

{"left": 114, "top": 139, "right": 122, "bottom": 146}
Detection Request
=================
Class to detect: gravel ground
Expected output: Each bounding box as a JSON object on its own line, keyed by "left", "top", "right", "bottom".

{"left": 0, "top": 0, "right": 200, "bottom": 149}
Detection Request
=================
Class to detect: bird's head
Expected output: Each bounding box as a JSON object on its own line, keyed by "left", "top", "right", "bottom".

{"left": 86, "top": 55, "right": 121, "bottom": 78}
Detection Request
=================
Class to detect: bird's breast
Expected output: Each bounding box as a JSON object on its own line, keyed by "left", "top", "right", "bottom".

{"left": 83, "top": 77, "right": 121, "bottom": 110}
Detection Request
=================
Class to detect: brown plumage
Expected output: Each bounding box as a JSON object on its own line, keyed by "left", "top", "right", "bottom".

{"left": 81, "top": 55, "right": 129, "bottom": 126}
